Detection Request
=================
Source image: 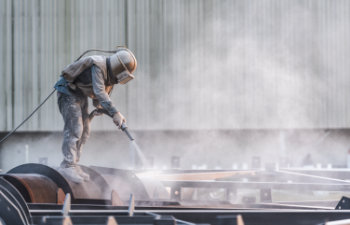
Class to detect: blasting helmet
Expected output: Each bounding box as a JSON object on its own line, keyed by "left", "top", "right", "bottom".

{"left": 109, "top": 48, "right": 137, "bottom": 84}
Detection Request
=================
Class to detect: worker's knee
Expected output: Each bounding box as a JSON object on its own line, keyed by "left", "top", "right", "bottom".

{"left": 64, "top": 117, "right": 83, "bottom": 140}
{"left": 72, "top": 121, "right": 84, "bottom": 139}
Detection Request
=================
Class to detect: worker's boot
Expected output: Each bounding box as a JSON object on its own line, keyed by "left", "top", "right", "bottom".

{"left": 76, "top": 166, "right": 90, "bottom": 181}
{"left": 58, "top": 166, "right": 84, "bottom": 184}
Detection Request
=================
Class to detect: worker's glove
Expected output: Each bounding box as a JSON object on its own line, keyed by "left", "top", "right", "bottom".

{"left": 113, "top": 112, "right": 126, "bottom": 128}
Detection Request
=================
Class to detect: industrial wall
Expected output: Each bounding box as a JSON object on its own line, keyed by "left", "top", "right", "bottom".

{"left": 1, "top": 0, "right": 350, "bottom": 131}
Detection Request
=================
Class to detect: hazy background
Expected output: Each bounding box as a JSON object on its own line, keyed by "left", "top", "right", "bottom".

{"left": 1, "top": 0, "right": 350, "bottom": 171}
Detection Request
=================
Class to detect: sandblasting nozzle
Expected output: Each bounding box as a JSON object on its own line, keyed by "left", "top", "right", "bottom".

{"left": 121, "top": 123, "right": 135, "bottom": 141}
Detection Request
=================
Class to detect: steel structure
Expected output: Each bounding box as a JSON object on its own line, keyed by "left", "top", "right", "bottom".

{"left": 2, "top": 163, "right": 350, "bottom": 225}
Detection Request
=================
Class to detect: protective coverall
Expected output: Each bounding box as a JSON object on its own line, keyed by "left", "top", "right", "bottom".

{"left": 54, "top": 55, "right": 123, "bottom": 182}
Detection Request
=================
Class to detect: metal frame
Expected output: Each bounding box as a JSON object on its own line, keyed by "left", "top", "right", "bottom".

{"left": 3, "top": 164, "right": 350, "bottom": 225}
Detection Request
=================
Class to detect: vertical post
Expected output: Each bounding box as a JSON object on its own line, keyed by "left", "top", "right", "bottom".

{"left": 128, "top": 194, "right": 135, "bottom": 217}
{"left": 260, "top": 188, "right": 272, "bottom": 202}
{"left": 170, "top": 185, "right": 181, "bottom": 201}
{"left": 25, "top": 144, "right": 29, "bottom": 163}
{"left": 279, "top": 131, "right": 286, "bottom": 166}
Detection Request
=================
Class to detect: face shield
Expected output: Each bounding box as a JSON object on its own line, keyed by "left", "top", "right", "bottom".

{"left": 109, "top": 48, "right": 137, "bottom": 85}
{"left": 116, "top": 70, "right": 135, "bottom": 84}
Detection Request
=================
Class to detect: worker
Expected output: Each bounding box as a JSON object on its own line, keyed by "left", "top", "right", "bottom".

{"left": 54, "top": 47, "right": 137, "bottom": 183}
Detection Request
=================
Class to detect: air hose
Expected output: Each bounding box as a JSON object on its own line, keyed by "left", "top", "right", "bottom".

{"left": 88, "top": 108, "right": 134, "bottom": 141}
{"left": 0, "top": 89, "right": 57, "bottom": 144}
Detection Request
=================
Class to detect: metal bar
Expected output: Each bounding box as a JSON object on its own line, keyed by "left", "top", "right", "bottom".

{"left": 282, "top": 169, "right": 350, "bottom": 180}
{"left": 278, "top": 170, "right": 350, "bottom": 184}
{"left": 162, "top": 180, "right": 350, "bottom": 191}
{"left": 137, "top": 170, "right": 256, "bottom": 181}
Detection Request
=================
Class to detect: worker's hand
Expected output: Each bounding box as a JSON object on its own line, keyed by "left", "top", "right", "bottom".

{"left": 113, "top": 112, "right": 126, "bottom": 128}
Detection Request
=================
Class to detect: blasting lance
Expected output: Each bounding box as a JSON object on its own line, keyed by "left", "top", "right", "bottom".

{"left": 120, "top": 123, "right": 134, "bottom": 141}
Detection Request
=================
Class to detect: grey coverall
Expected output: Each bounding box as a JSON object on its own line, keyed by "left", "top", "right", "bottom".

{"left": 54, "top": 56, "right": 118, "bottom": 167}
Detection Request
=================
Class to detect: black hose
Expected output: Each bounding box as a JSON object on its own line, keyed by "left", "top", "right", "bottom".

{"left": 74, "top": 46, "right": 128, "bottom": 61}
{"left": 75, "top": 49, "right": 117, "bottom": 61}
{"left": 0, "top": 89, "right": 57, "bottom": 144}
